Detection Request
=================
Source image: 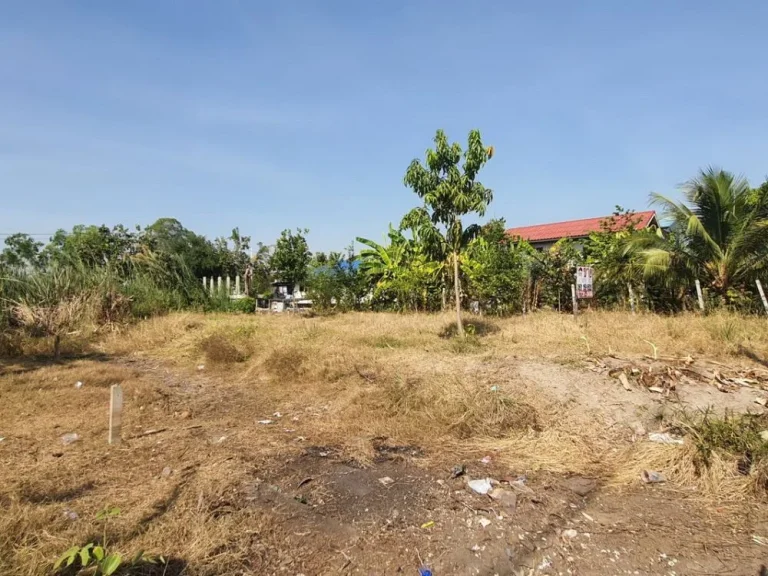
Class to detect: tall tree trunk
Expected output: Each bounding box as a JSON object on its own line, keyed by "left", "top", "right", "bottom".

{"left": 453, "top": 251, "right": 464, "bottom": 337}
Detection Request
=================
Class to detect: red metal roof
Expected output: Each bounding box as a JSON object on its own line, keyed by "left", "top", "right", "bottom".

{"left": 506, "top": 210, "right": 657, "bottom": 243}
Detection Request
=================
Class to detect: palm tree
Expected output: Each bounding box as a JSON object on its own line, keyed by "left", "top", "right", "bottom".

{"left": 634, "top": 167, "right": 768, "bottom": 300}
{"left": 403, "top": 129, "right": 493, "bottom": 336}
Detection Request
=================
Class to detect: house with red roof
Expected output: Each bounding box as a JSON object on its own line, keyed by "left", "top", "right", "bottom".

{"left": 506, "top": 210, "right": 658, "bottom": 250}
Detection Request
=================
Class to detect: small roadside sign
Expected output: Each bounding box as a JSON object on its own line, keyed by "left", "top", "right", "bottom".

{"left": 576, "top": 266, "right": 594, "bottom": 299}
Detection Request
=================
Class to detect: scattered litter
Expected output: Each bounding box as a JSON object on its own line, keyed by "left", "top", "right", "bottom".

{"left": 0, "top": 437, "right": 5, "bottom": 443}
{"left": 450, "top": 464, "right": 466, "bottom": 479}
{"left": 489, "top": 488, "right": 518, "bottom": 509}
{"left": 215, "top": 436, "right": 227, "bottom": 444}
{"left": 378, "top": 476, "right": 394, "bottom": 486}
{"left": 759, "top": 430, "right": 768, "bottom": 442}
{"left": 641, "top": 470, "right": 666, "bottom": 483}
{"left": 161, "top": 466, "right": 172, "bottom": 478}
{"left": 60, "top": 433, "right": 80, "bottom": 445}
{"left": 562, "top": 529, "right": 578, "bottom": 540}
{"left": 479, "top": 456, "right": 492, "bottom": 465}
{"left": 478, "top": 517, "right": 491, "bottom": 528}
{"left": 418, "top": 569, "right": 432, "bottom": 576}
{"left": 257, "top": 420, "right": 273, "bottom": 425}
{"left": 752, "top": 534, "right": 768, "bottom": 546}
{"left": 617, "top": 373, "right": 632, "bottom": 391}
{"left": 537, "top": 557, "right": 552, "bottom": 570}
{"left": 196, "top": 364, "right": 205, "bottom": 370}
{"left": 298, "top": 477, "right": 313, "bottom": 488}
{"left": 63, "top": 510, "right": 78, "bottom": 521}
{"left": 291, "top": 416, "right": 300, "bottom": 422}
{"left": 420, "top": 520, "right": 435, "bottom": 529}
{"left": 489, "top": 385, "right": 499, "bottom": 392}
{"left": 283, "top": 428, "right": 295, "bottom": 433}
{"left": 648, "top": 432, "right": 684, "bottom": 445}
{"left": 74, "top": 381, "right": 83, "bottom": 389}
{"left": 468, "top": 478, "right": 493, "bottom": 495}
{"left": 648, "top": 386, "right": 665, "bottom": 394}
{"left": 273, "top": 412, "right": 282, "bottom": 418}
{"left": 470, "top": 544, "right": 481, "bottom": 552}
{"left": 581, "top": 512, "right": 594, "bottom": 522}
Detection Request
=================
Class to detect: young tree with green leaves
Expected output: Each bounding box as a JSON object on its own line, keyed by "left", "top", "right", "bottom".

{"left": 403, "top": 129, "right": 494, "bottom": 336}
{"left": 271, "top": 228, "right": 311, "bottom": 297}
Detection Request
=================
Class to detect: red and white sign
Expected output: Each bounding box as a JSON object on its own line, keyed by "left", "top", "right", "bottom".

{"left": 576, "top": 266, "right": 594, "bottom": 299}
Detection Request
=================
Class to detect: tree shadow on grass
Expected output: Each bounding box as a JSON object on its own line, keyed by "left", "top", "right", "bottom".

{"left": 438, "top": 318, "right": 501, "bottom": 339}
{"left": 0, "top": 350, "right": 114, "bottom": 377}
{"left": 20, "top": 481, "right": 96, "bottom": 504}
{"left": 737, "top": 345, "right": 768, "bottom": 369}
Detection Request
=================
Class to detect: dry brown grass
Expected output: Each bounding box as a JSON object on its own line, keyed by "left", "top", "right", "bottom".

{"left": 2, "top": 309, "right": 767, "bottom": 574}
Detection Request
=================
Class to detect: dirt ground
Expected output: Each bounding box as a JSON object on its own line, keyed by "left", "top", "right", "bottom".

{"left": 2, "top": 311, "right": 768, "bottom": 575}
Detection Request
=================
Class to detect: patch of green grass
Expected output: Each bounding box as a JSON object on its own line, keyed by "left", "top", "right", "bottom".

{"left": 679, "top": 409, "right": 768, "bottom": 474}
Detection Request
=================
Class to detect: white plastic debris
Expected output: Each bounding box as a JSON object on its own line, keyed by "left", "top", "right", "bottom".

{"left": 641, "top": 470, "right": 666, "bottom": 483}
{"left": 468, "top": 478, "right": 493, "bottom": 495}
{"left": 60, "top": 433, "right": 80, "bottom": 445}
{"left": 562, "top": 529, "right": 578, "bottom": 540}
{"left": 478, "top": 517, "right": 491, "bottom": 528}
{"left": 480, "top": 456, "right": 492, "bottom": 465}
{"left": 197, "top": 364, "right": 205, "bottom": 371}
{"left": 273, "top": 412, "right": 282, "bottom": 418}
{"left": 63, "top": 510, "right": 78, "bottom": 521}
{"left": 258, "top": 419, "right": 273, "bottom": 425}
{"left": 74, "top": 381, "right": 83, "bottom": 389}
{"left": 378, "top": 476, "right": 394, "bottom": 486}
{"left": 648, "top": 432, "right": 683, "bottom": 445}
{"left": 537, "top": 557, "right": 552, "bottom": 570}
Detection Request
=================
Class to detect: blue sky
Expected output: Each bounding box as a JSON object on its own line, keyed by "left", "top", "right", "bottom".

{"left": 1, "top": 1, "right": 767, "bottom": 252}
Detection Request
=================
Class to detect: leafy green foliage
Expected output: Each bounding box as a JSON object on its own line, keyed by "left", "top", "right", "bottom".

{"left": 462, "top": 219, "right": 533, "bottom": 314}
{"left": 53, "top": 506, "right": 164, "bottom": 576}
{"left": 631, "top": 168, "right": 768, "bottom": 308}
{"left": 0, "top": 233, "right": 46, "bottom": 270}
{"left": 306, "top": 247, "right": 366, "bottom": 311}
{"left": 403, "top": 129, "right": 493, "bottom": 335}
{"left": 271, "top": 228, "right": 311, "bottom": 292}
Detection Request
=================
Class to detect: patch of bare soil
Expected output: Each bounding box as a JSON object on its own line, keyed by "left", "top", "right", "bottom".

{"left": 3, "top": 351, "right": 767, "bottom": 575}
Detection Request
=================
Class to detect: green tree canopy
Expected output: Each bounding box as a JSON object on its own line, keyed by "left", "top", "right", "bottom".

{"left": 271, "top": 228, "right": 311, "bottom": 291}
{"left": 403, "top": 129, "right": 493, "bottom": 335}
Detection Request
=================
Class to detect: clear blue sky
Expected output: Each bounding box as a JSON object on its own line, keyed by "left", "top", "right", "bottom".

{"left": 1, "top": 1, "right": 766, "bottom": 252}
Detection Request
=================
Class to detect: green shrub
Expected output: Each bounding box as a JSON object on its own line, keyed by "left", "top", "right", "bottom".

{"left": 229, "top": 296, "right": 255, "bottom": 314}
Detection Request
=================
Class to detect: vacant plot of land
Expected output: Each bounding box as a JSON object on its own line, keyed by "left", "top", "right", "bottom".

{"left": 1, "top": 311, "right": 768, "bottom": 575}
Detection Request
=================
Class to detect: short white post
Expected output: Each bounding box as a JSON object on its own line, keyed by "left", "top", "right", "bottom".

{"left": 235, "top": 275, "right": 240, "bottom": 295}
{"left": 695, "top": 279, "right": 705, "bottom": 312}
{"left": 217, "top": 276, "right": 222, "bottom": 293}
{"left": 226, "top": 276, "right": 231, "bottom": 295}
{"left": 628, "top": 283, "right": 636, "bottom": 315}
{"left": 209, "top": 277, "right": 214, "bottom": 295}
{"left": 202, "top": 276, "right": 207, "bottom": 290}
{"left": 108, "top": 384, "right": 123, "bottom": 445}
{"left": 757, "top": 279, "right": 768, "bottom": 315}
{"left": 571, "top": 284, "right": 578, "bottom": 317}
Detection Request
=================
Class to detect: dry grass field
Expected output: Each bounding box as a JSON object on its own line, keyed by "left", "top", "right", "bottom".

{"left": 2, "top": 310, "right": 768, "bottom": 575}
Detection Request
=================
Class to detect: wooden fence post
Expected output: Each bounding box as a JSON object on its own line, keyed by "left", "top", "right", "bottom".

{"left": 695, "top": 279, "right": 705, "bottom": 312}
{"left": 571, "top": 284, "right": 578, "bottom": 317}
{"left": 628, "top": 283, "right": 636, "bottom": 315}
{"left": 108, "top": 384, "right": 123, "bottom": 445}
{"left": 757, "top": 279, "right": 768, "bottom": 315}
